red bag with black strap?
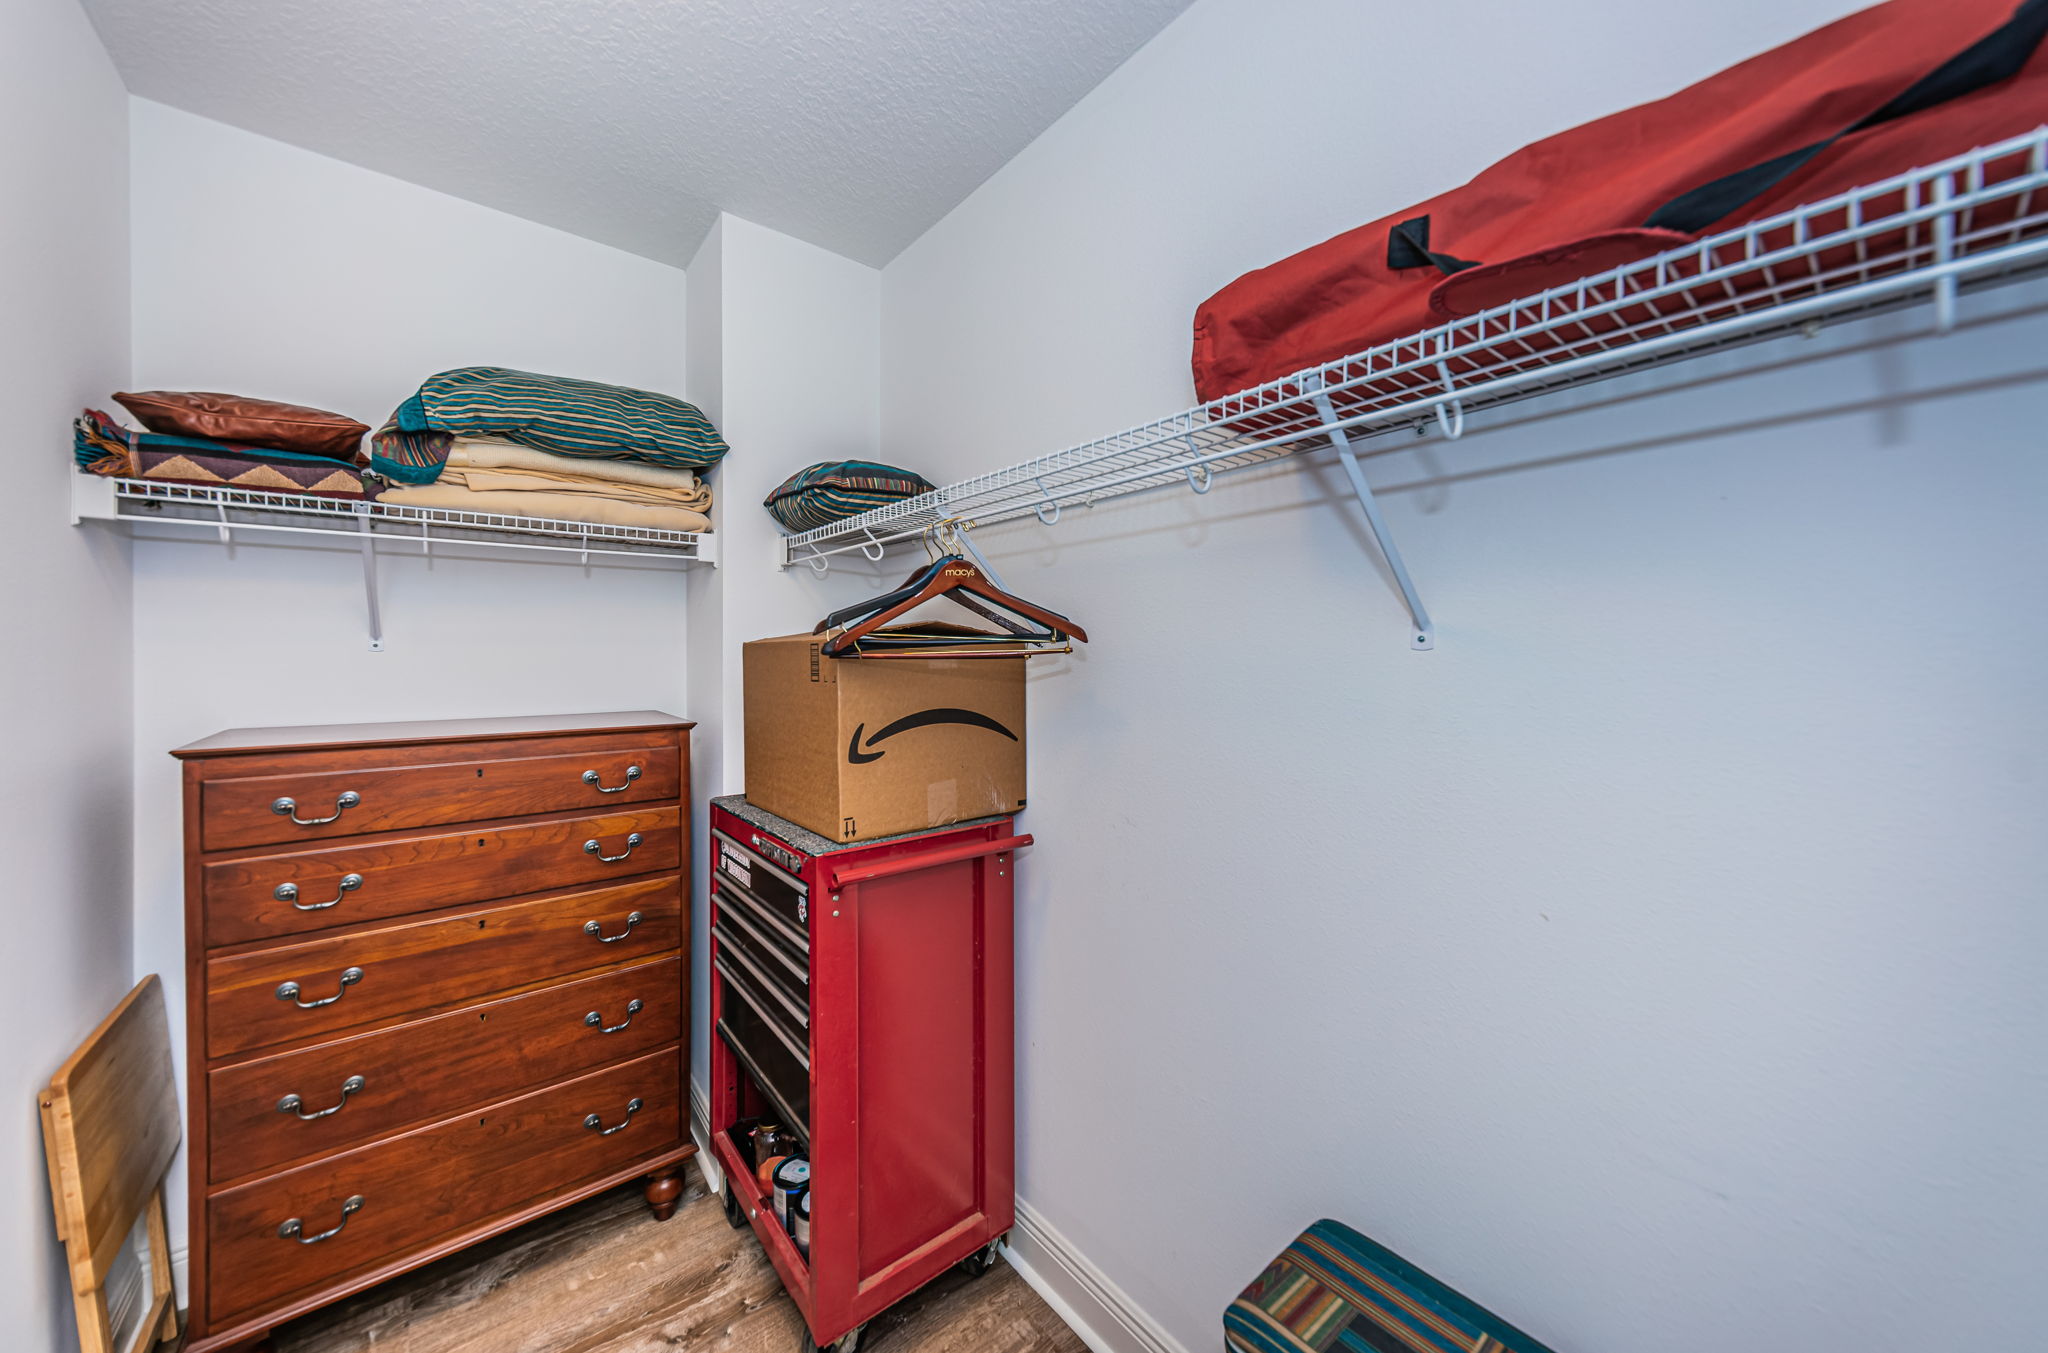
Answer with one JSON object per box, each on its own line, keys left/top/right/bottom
{"left": 1192, "top": 0, "right": 2048, "bottom": 404}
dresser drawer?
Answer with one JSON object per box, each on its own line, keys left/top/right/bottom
{"left": 201, "top": 807, "right": 682, "bottom": 946}
{"left": 205, "top": 877, "right": 682, "bottom": 1057}
{"left": 205, "top": 1048, "right": 681, "bottom": 1328}
{"left": 208, "top": 958, "right": 682, "bottom": 1183}
{"left": 199, "top": 744, "right": 680, "bottom": 851}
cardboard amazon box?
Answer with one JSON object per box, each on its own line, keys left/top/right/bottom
{"left": 743, "top": 630, "right": 1026, "bottom": 843}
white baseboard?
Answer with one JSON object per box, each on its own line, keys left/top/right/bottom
{"left": 689, "top": 1077, "right": 721, "bottom": 1191}
{"left": 1003, "top": 1198, "right": 1190, "bottom": 1353}
{"left": 686, "top": 1062, "right": 1177, "bottom": 1353}
{"left": 171, "top": 1245, "right": 188, "bottom": 1317}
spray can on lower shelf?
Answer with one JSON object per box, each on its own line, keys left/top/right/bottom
{"left": 795, "top": 1190, "right": 811, "bottom": 1258}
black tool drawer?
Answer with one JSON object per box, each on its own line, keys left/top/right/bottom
{"left": 712, "top": 830, "right": 808, "bottom": 940}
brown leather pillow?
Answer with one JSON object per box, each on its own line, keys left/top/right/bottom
{"left": 113, "top": 390, "right": 369, "bottom": 461}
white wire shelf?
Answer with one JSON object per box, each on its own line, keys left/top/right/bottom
{"left": 73, "top": 473, "right": 715, "bottom": 652}
{"left": 74, "top": 474, "right": 717, "bottom": 564}
{"left": 779, "top": 127, "right": 2048, "bottom": 645}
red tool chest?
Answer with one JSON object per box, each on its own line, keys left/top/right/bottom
{"left": 707, "top": 796, "right": 1027, "bottom": 1352}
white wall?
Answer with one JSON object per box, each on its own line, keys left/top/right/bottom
{"left": 881, "top": 2, "right": 2048, "bottom": 1351}
{"left": 0, "top": 2, "right": 134, "bottom": 1349}
{"left": 126, "top": 100, "right": 695, "bottom": 1261}
{"left": 0, "top": 2, "right": 134, "bottom": 1342}
{"left": 682, "top": 214, "right": 881, "bottom": 1117}
{"left": 708, "top": 211, "right": 884, "bottom": 795}
{"left": 684, "top": 218, "right": 730, "bottom": 1123}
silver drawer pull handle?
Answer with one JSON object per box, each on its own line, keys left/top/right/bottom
{"left": 271, "top": 790, "right": 361, "bottom": 826}
{"left": 277, "top": 1075, "right": 367, "bottom": 1120}
{"left": 582, "top": 765, "right": 642, "bottom": 793}
{"left": 585, "top": 999, "right": 644, "bottom": 1034}
{"left": 584, "top": 911, "right": 643, "bottom": 943}
{"left": 275, "top": 873, "right": 364, "bottom": 911}
{"left": 584, "top": 1097, "right": 644, "bottom": 1136}
{"left": 276, "top": 966, "right": 364, "bottom": 1008}
{"left": 584, "top": 832, "right": 644, "bottom": 864}
{"left": 279, "top": 1194, "right": 364, "bottom": 1244}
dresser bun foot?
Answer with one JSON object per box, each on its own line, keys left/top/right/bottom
{"left": 644, "top": 1168, "right": 684, "bottom": 1221}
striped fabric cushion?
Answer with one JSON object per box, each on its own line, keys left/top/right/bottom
{"left": 1225, "top": 1221, "right": 1558, "bottom": 1353}
{"left": 762, "top": 459, "right": 935, "bottom": 533}
{"left": 369, "top": 367, "right": 728, "bottom": 483}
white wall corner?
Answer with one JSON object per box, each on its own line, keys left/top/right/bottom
{"left": 1004, "top": 1199, "right": 1191, "bottom": 1353}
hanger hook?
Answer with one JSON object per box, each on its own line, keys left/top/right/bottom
{"left": 860, "top": 528, "right": 885, "bottom": 562}
{"left": 805, "top": 545, "right": 830, "bottom": 576}
{"left": 1033, "top": 478, "right": 1062, "bottom": 526}
{"left": 1433, "top": 360, "right": 1466, "bottom": 440}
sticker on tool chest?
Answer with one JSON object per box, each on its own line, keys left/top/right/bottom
{"left": 719, "top": 848, "right": 753, "bottom": 887}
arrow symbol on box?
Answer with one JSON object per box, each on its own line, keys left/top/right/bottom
{"left": 846, "top": 708, "right": 1020, "bottom": 765}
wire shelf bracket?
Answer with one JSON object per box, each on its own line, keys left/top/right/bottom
{"left": 356, "top": 506, "right": 385, "bottom": 652}
{"left": 1310, "top": 377, "right": 1433, "bottom": 650}
{"left": 73, "top": 474, "right": 716, "bottom": 651}
{"left": 775, "top": 127, "right": 2048, "bottom": 650}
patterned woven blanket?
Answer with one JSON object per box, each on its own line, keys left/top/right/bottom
{"left": 74, "top": 410, "right": 378, "bottom": 499}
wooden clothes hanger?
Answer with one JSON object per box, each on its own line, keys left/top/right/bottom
{"left": 815, "top": 555, "right": 1088, "bottom": 658}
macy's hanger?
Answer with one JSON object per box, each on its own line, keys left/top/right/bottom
{"left": 814, "top": 554, "right": 1089, "bottom": 659}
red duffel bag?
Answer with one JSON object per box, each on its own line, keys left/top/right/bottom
{"left": 1192, "top": 0, "right": 2048, "bottom": 404}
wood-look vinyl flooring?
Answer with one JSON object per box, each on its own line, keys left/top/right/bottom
{"left": 272, "top": 1161, "right": 1087, "bottom": 1353}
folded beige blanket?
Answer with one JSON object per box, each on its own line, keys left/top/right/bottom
{"left": 381, "top": 483, "right": 711, "bottom": 534}
{"left": 448, "top": 436, "right": 709, "bottom": 498}
{"left": 435, "top": 465, "right": 710, "bottom": 510}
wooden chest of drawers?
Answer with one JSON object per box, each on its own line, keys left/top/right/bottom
{"left": 173, "top": 713, "right": 695, "bottom": 1353}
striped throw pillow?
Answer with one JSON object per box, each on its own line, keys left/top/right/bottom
{"left": 1225, "top": 1220, "right": 1559, "bottom": 1353}
{"left": 369, "top": 367, "right": 728, "bottom": 484}
{"left": 763, "top": 460, "right": 935, "bottom": 533}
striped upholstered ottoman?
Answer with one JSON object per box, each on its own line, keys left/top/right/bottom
{"left": 1224, "top": 1220, "right": 1559, "bottom": 1353}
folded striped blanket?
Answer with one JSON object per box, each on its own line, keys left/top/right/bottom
{"left": 369, "top": 367, "right": 729, "bottom": 484}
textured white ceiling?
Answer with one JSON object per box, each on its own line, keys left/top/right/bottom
{"left": 81, "top": 0, "right": 1195, "bottom": 267}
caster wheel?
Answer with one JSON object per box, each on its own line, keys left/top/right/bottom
{"left": 721, "top": 1183, "right": 748, "bottom": 1230}
{"left": 798, "top": 1322, "right": 865, "bottom": 1352}
{"left": 957, "top": 1239, "right": 1003, "bottom": 1277}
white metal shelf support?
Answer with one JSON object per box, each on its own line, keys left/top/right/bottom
{"left": 356, "top": 507, "right": 385, "bottom": 652}
{"left": 1309, "top": 375, "right": 1434, "bottom": 650}
{"left": 773, "top": 128, "right": 2048, "bottom": 650}
{"left": 72, "top": 474, "right": 714, "bottom": 651}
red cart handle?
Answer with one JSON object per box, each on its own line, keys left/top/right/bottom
{"left": 829, "top": 834, "right": 1033, "bottom": 890}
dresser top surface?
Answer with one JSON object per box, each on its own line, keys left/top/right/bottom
{"left": 173, "top": 710, "right": 692, "bottom": 759}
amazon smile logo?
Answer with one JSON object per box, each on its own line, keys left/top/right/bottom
{"left": 847, "top": 708, "right": 1019, "bottom": 764}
